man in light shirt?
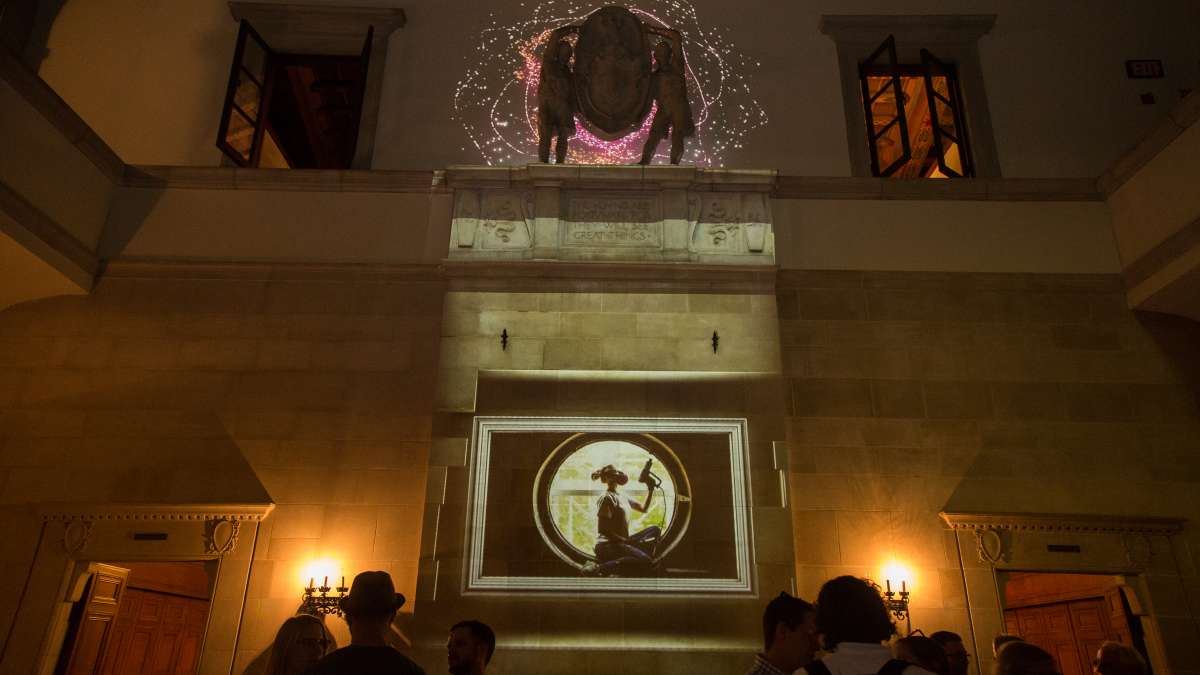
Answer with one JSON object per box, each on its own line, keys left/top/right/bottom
{"left": 744, "top": 592, "right": 819, "bottom": 675}
{"left": 800, "top": 576, "right": 934, "bottom": 675}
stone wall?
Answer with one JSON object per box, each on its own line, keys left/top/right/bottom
{"left": 0, "top": 266, "right": 444, "bottom": 674}
{"left": 778, "top": 270, "right": 1200, "bottom": 675}
{"left": 1, "top": 267, "right": 1199, "bottom": 674}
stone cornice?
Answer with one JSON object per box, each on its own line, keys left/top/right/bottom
{"left": 41, "top": 503, "right": 275, "bottom": 522}
{"left": 1099, "top": 89, "right": 1200, "bottom": 196}
{"left": 774, "top": 176, "right": 1101, "bottom": 201}
{"left": 123, "top": 166, "right": 441, "bottom": 193}
{"left": 120, "top": 166, "right": 1100, "bottom": 201}
{"left": 0, "top": 47, "right": 125, "bottom": 184}
{"left": 819, "top": 14, "right": 996, "bottom": 45}
{"left": 940, "top": 511, "right": 1185, "bottom": 536}
{"left": 228, "top": 2, "right": 406, "bottom": 54}
{"left": 443, "top": 260, "right": 778, "bottom": 294}
{"left": 445, "top": 164, "right": 777, "bottom": 192}
{"left": 102, "top": 258, "right": 443, "bottom": 282}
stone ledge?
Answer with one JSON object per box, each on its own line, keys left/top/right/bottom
{"left": 0, "top": 178, "right": 99, "bottom": 289}
{"left": 102, "top": 257, "right": 443, "bottom": 282}
{"left": 774, "top": 176, "right": 1101, "bottom": 201}
{"left": 446, "top": 164, "right": 777, "bottom": 192}
{"left": 443, "top": 260, "right": 778, "bottom": 294}
{"left": 940, "top": 511, "right": 1185, "bottom": 535}
{"left": 123, "top": 166, "right": 441, "bottom": 193}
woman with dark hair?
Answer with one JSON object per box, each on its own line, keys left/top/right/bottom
{"left": 262, "top": 614, "right": 334, "bottom": 675}
{"left": 583, "top": 463, "right": 661, "bottom": 576}
{"left": 1092, "top": 642, "right": 1148, "bottom": 675}
{"left": 895, "top": 636, "right": 950, "bottom": 675}
{"left": 802, "top": 576, "right": 933, "bottom": 675}
{"left": 995, "top": 641, "right": 1059, "bottom": 675}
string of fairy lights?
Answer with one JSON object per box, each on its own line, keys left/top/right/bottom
{"left": 452, "top": 0, "right": 768, "bottom": 166}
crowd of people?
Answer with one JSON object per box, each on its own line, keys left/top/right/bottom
{"left": 748, "top": 576, "right": 1150, "bottom": 675}
{"left": 257, "top": 571, "right": 1151, "bottom": 675}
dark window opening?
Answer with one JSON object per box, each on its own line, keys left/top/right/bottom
{"left": 217, "top": 20, "right": 372, "bottom": 169}
{"left": 859, "top": 35, "right": 974, "bottom": 178}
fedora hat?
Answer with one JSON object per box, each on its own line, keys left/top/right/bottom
{"left": 339, "top": 571, "right": 406, "bottom": 617}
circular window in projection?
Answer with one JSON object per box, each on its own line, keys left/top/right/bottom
{"left": 533, "top": 433, "right": 692, "bottom": 569}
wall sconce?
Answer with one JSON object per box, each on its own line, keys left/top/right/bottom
{"left": 883, "top": 578, "right": 911, "bottom": 633}
{"left": 300, "top": 575, "right": 348, "bottom": 617}
{"left": 881, "top": 561, "right": 912, "bottom": 634}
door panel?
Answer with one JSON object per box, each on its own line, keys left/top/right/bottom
{"left": 59, "top": 563, "right": 130, "bottom": 675}
{"left": 100, "top": 589, "right": 209, "bottom": 675}
{"left": 1005, "top": 597, "right": 1124, "bottom": 675}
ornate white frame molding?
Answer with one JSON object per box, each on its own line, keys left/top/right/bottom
{"left": 40, "top": 503, "right": 274, "bottom": 523}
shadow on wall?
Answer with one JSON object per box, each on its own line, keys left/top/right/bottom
{"left": 98, "top": 168, "right": 169, "bottom": 260}
{"left": 0, "top": 0, "right": 66, "bottom": 70}
{"left": 940, "top": 311, "right": 1200, "bottom": 518}
{"left": 0, "top": 294, "right": 272, "bottom": 505}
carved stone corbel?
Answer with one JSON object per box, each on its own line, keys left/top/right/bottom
{"left": 204, "top": 518, "right": 241, "bottom": 557}
{"left": 453, "top": 190, "right": 481, "bottom": 248}
{"left": 974, "top": 527, "right": 1006, "bottom": 565}
{"left": 742, "top": 193, "right": 769, "bottom": 252}
{"left": 63, "top": 518, "right": 93, "bottom": 556}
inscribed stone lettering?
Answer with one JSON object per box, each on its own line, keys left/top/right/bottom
{"left": 564, "top": 196, "right": 661, "bottom": 248}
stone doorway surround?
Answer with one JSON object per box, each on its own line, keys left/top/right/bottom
{"left": 940, "top": 511, "right": 1190, "bottom": 675}
{"left": 1, "top": 502, "right": 272, "bottom": 675}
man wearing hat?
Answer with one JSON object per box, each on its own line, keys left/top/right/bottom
{"left": 306, "top": 571, "right": 425, "bottom": 675}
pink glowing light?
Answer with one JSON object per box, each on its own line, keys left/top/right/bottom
{"left": 454, "top": 0, "right": 767, "bottom": 166}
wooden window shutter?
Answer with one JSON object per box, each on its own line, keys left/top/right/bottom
{"left": 216, "top": 20, "right": 276, "bottom": 166}
{"left": 859, "top": 34, "right": 911, "bottom": 177}
{"left": 920, "top": 48, "right": 974, "bottom": 177}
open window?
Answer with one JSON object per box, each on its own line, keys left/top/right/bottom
{"left": 217, "top": 19, "right": 373, "bottom": 169}
{"left": 858, "top": 34, "right": 973, "bottom": 178}
{"left": 822, "top": 15, "right": 998, "bottom": 177}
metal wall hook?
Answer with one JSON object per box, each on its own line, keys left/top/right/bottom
{"left": 501, "top": 329, "right": 509, "bottom": 351}
{"left": 712, "top": 331, "right": 719, "bottom": 354}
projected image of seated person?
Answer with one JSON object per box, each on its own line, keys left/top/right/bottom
{"left": 583, "top": 461, "right": 664, "bottom": 576}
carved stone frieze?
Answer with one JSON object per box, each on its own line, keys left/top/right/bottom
{"left": 446, "top": 164, "right": 775, "bottom": 264}
{"left": 973, "top": 527, "right": 1006, "bottom": 566}
{"left": 1121, "top": 532, "right": 1154, "bottom": 570}
{"left": 204, "top": 518, "right": 242, "bottom": 557}
{"left": 63, "top": 518, "right": 93, "bottom": 556}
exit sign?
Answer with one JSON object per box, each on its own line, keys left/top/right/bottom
{"left": 1126, "top": 60, "right": 1164, "bottom": 79}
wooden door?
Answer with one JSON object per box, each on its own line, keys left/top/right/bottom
{"left": 99, "top": 589, "right": 209, "bottom": 675}
{"left": 1006, "top": 598, "right": 1122, "bottom": 675}
{"left": 1070, "top": 599, "right": 1117, "bottom": 671}
{"left": 57, "top": 563, "right": 130, "bottom": 675}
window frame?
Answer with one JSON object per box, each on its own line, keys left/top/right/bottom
{"left": 821, "top": 14, "right": 1000, "bottom": 178}
{"left": 858, "top": 53, "right": 976, "bottom": 178}
{"left": 224, "top": 2, "right": 404, "bottom": 169}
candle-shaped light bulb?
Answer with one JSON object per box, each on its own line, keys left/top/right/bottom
{"left": 323, "top": 576, "right": 328, "bottom": 588}
{"left": 902, "top": 580, "right": 907, "bottom": 593}
{"left": 886, "top": 579, "right": 891, "bottom": 593}
{"left": 341, "top": 576, "right": 345, "bottom": 589}
{"left": 309, "top": 577, "right": 314, "bottom": 589}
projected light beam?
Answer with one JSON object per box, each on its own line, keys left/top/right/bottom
{"left": 453, "top": 0, "right": 768, "bottom": 166}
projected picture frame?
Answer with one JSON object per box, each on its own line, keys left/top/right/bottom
{"left": 464, "top": 416, "right": 755, "bottom": 595}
